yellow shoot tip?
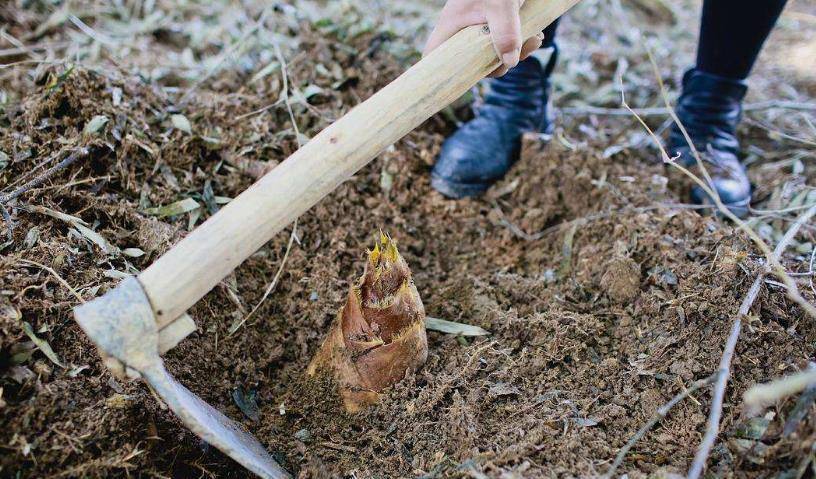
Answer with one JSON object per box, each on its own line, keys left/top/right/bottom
{"left": 369, "top": 243, "right": 381, "bottom": 265}
{"left": 383, "top": 238, "right": 399, "bottom": 263}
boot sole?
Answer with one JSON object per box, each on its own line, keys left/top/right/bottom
{"left": 430, "top": 175, "right": 490, "bottom": 199}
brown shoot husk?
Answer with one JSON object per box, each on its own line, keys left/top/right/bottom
{"left": 307, "top": 233, "right": 428, "bottom": 412}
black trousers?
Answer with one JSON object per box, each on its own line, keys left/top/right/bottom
{"left": 542, "top": 0, "right": 788, "bottom": 79}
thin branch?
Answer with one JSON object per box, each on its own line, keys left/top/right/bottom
{"left": 687, "top": 201, "right": 816, "bottom": 479}
{"left": 620, "top": 45, "right": 816, "bottom": 479}
{"left": 0, "top": 148, "right": 90, "bottom": 205}
{"left": 744, "top": 118, "right": 816, "bottom": 148}
{"left": 782, "top": 363, "right": 816, "bottom": 437}
{"left": 638, "top": 51, "right": 816, "bottom": 321}
{"left": 744, "top": 369, "right": 816, "bottom": 410}
{"left": 688, "top": 317, "right": 742, "bottom": 479}
{"left": 1, "top": 204, "right": 13, "bottom": 241}
{"left": 18, "top": 259, "right": 85, "bottom": 304}
{"left": 1, "top": 148, "right": 66, "bottom": 193}
{"left": 558, "top": 100, "right": 816, "bottom": 117}
{"left": 228, "top": 41, "right": 302, "bottom": 336}
{"left": 234, "top": 98, "right": 284, "bottom": 121}
{"left": 228, "top": 222, "right": 298, "bottom": 335}
{"left": 179, "top": 9, "right": 270, "bottom": 104}
{"left": 605, "top": 373, "right": 718, "bottom": 478}
{"left": 809, "top": 245, "right": 816, "bottom": 296}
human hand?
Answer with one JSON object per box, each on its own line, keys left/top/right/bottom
{"left": 423, "top": 0, "right": 544, "bottom": 77}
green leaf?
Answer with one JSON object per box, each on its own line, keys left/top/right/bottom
{"left": 0, "top": 151, "right": 9, "bottom": 171}
{"left": 83, "top": 115, "right": 109, "bottom": 136}
{"left": 425, "top": 317, "right": 490, "bottom": 336}
{"left": 171, "top": 114, "right": 192, "bottom": 134}
{"left": 21, "top": 321, "right": 64, "bottom": 368}
{"left": 143, "top": 197, "right": 200, "bottom": 218}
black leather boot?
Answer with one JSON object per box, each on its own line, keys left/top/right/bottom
{"left": 669, "top": 68, "right": 751, "bottom": 217}
{"left": 431, "top": 49, "right": 557, "bottom": 198}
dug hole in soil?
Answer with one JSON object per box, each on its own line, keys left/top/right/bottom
{"left": 1, "top": 23, "right": 814, "bottom": 479}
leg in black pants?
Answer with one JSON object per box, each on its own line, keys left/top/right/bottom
{"left": 432, "top": 0, "right": 788, "bottom": 211}
{"left": 670, "top": 0, "right": 788, "bottom": 216}
{"left": 697, "top": 0, "right": 788, "bottom": 79}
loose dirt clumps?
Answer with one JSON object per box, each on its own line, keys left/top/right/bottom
{"left": 601, "top": 255, "right": 642, "bottom": 303}
{"left": 1, "top": 3, "right": 815, "bottom": 478}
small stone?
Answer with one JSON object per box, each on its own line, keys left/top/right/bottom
{"left": 294, "top": 428, "right": 312, "bottom": 443}
{"left": 105, "top": 393, "right": 131, "bottom": 409}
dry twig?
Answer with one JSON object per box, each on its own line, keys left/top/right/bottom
{"left": 0, "top": 148, "right": 90, "bottom": 205}
{"left": 630, "top": 50, "right": 816, "bottom": 321}
{"left": 228, "top": 42, "right": 301, "bottom": 335}
{"left": 744, "top": 368, "right": 816, "bottom": 411}
{"left": 179, "top": 9, "right": 270, "bottom": 104}
{"left": 605, "top": 373, "right": 718, "bottom": 478}
{"left": 558, "top": 100, "right": 816, "bottom": 117}
{"left": 18, "top": 258, "right": 85, "bottom": 304}
{"left": 686, "top": 159, "right": 816, "bottom": 479}
{"left": 621, "top": 47, "right": 816, "bottom": 479}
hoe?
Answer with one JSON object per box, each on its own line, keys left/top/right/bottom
{"left": 73, "top": 0, "right": 580, "bottom": 476}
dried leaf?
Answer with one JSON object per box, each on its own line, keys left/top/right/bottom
{"left": 380, "top": 168, "right": 394, "bottom": 192}
{"left": 301, "top": 84, "right": 323, "bottom": 99}
{"left": 25, "top": 205, "right": 119, "bottom": 255}
{"left": 488, "top": 382, "right": 520, "bottom": 397}
{"left": 0, "top": 151, "right": 9, "bottom": 171}
{"left": 25, "top": 205, "right": 86, "bottom": 226}
{"left": 734, "top": 415, "right": 771, "bottom": 440}
{"left": 559, "top": 221, "right": 579, "bottom": 277}
{"left": 111, "top": 87, "right": 122, "bottom": 106}
{"left": 103, "top": 269, "right": 130, "bottom": 279}
{"left": 21, "top": 322, "right": 64, "bottom": 368}
{"left": 83, "top": 115, "right": 109, "bottom": 136}
{"left": 68, "top": 365, "right": 90, "bottom": 377}
{"left": 250, "top": 61, "right": 280, "bottom": 84}
{"left": 122, "top": 248, "right": 145, "bottom": 258}
{"left": 24, "top": 227, "right": 40, "bottom": 249}
{"left": 171, "top": 114, "right": 192, "bottom": 134}
{"left": 202, "top": 180, "right": 219, "bottom": 214}
{"left": 573, "top": 417, "right": 599, "bottom": 427}
{"left": 425, "top": 317, "right": 490, "bottom": 336}
{"left": 232, "top": 387, "right": 260, "bottom": 422}
{"left": 0, "top": 298, "right": 21, "bottom": 322}
{"left": 143, "top": 198, "right": 200, "bottom": 218}
{"left": 73, "top": 223, "right": 119, "bottom": 255}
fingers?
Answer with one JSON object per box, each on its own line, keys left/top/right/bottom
{"left": 484, "top": 0, "right": 523, "bottom": 70}
{"left": 489, "top": 32, "right": 541, "bottom": 77}
{"left": 423, "top": 1, "right": 484, "bottom": 55}
{"left": 520, "top": 32, "right": 544, "bottom": 61}
{"left": 487, "top": 64, "right": 509, "bottom": 78}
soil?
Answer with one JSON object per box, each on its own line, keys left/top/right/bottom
{"left": 1, "top": 2, "right": 815, "bottom": 478}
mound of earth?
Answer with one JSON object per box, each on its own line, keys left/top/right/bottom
{"left": 1, "top": 9, "right": 814, "bottom": 479}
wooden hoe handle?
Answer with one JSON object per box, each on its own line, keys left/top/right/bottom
{"left": 139, "top": 0, "right": 580, "bottom": 330}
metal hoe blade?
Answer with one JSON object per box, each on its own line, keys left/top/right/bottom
{"left": 74, "top": 276, "right": 290, "bottom": 479}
